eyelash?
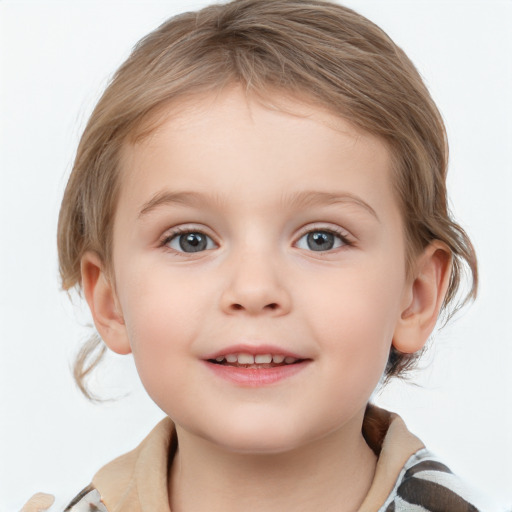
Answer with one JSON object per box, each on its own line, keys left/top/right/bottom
{"left": 159, "top": 224, "right": 354, "bottom": 255}
{"left": 159, "top": 226, "right": 218, "bottom": 255}
{"left": 294, "top": 225, "right": 354, "bottom": 252}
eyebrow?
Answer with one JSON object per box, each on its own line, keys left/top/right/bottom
{"left": 138, "top": 189, "right": 379, "bottom": 221}
{"left": 282, "top": 190, "right": 379, "bottom": 221}
{"left": 138, "top": 191, "right": 214, "bottom": 218}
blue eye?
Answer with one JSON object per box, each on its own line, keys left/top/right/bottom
{"left": 166, "top": 231, "right": 217, "bottom": 253}
{"left": 296, "top": 230, "right": 345, "bottom": 251}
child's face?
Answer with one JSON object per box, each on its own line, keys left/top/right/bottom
{"left": 108, "top": 87, "right": 412, "bottom": 453}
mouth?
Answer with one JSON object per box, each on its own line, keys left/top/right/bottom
{"left": 207, "top": 353, "right": 305, "bottom": 369}
{"left": 204, "top": 348, "right": 310, "bottom": 386}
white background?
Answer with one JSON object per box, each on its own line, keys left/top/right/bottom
{"left": 1, "top": 1, "right": 511, "bottom": 511}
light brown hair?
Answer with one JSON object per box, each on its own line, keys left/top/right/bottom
{"left": 58, "top": 0, "right": 477, "bottom": 399}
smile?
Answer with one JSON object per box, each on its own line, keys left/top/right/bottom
{"left": 209, "top": 353, "right": 301, "bottom": 367}
{"left": 203, "top": 347, "right": 310, "bottom": 386}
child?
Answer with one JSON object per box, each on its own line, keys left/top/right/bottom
{"left": 21, "top": 0, "right": 485, "bottom": 510}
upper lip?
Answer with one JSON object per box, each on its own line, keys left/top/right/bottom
{"left": 203, "top": 343, "right": 307, "bottom": 361}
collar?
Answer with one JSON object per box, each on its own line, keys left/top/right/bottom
{"left": 92, "top": 405, "right": 424, "bottom": 512}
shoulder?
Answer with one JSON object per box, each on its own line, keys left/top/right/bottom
{"left": 21, "top": 418, "right": 174, "bottom": 512}
{"left": 382, "top": 449, "right": 482, "bottom": 512}
{"left": 63, "top": 485, "right": 109, "bottom": 512}
{"left": 20, "top": 488, "right": 108, "bottom": 512}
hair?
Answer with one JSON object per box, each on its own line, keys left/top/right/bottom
{"left": 58, "top": 0, "right": 477, "bottom": 399}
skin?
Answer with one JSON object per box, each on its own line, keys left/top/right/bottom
{"left": 82, "top": 87, "right": 451, "bottom": 511}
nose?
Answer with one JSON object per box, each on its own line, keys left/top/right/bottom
{"left": 219, "top": 251, "right": 292, "bottom": 317}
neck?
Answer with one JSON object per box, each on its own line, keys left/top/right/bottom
{"left": 168, "top": 412, "right": 377, "bottom": 512}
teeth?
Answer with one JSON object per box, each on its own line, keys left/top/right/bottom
{"left": 214, "top": 353, "right": 300, "bottom": 365}
{"left": 238, "top": 353, "right": 254, "bottom": 365}
{"left": 255, "top": 354, "right": 272, "bottom": 364}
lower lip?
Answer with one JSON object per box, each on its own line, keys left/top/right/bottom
{"left": 203, "top": 361, "right": 310, "bottom": 387}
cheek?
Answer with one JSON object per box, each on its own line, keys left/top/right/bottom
{"left": 301, "top": 263, "right": 404, "bottom": 365}
{"left": 114, "top": 270, "right": 204, "bottom": 380}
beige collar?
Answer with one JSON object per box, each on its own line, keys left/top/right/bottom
{"left": 93, "top": 418, "right": 175, "bottom": 512}
{"left": 357, "top": 406, "right": 424, "bottom": 511}
{"left": 92, "top": 406, "right": 424, "bottom": 512}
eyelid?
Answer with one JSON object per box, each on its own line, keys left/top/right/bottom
{"left": 159, "top": 225, "right": 219, "bottom": 253}
{"left": 294, "top": 223, "right": 354, "bottom": 244}
{"left": 292, "top": 224, "right": 356, "bottom": 254}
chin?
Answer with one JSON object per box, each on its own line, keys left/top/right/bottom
{"left": 196, "top": 414, "right": 321, "bottom": 456}
{"left": 216, "top": 433, "right": 305, "bottom": 455}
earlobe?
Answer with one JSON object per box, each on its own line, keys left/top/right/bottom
{"left": 393, "top": 241, "right": 452, "bottom": 354}
{"left": 81, "top": 252, "right": 132, "bottom": 355}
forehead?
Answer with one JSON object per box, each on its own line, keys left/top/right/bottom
{"left": 117, "top": 87, "right": 398, "bottom": 222}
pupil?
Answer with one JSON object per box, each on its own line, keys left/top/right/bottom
{"left": 179, "top": 233, "right": 207, "bottom": 252}
{"left": 307, "top": 231, "right": 334, "bottom": 251}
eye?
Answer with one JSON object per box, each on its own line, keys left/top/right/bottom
{"left": 295, "top": 229, "right": 347, "bottom": 252}
{"left": 165, "top": 231, "right": 217, "bottom": 253}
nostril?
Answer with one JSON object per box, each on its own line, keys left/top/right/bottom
{"left": 229, "top": 302, "right": 279, "bottom": 312}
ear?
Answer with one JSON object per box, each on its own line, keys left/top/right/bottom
{"left": 393, "top": 241, "right": 452, "bottom": 354}
{"left": 81, "top": 252, "right": 132, "bottom": 355}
